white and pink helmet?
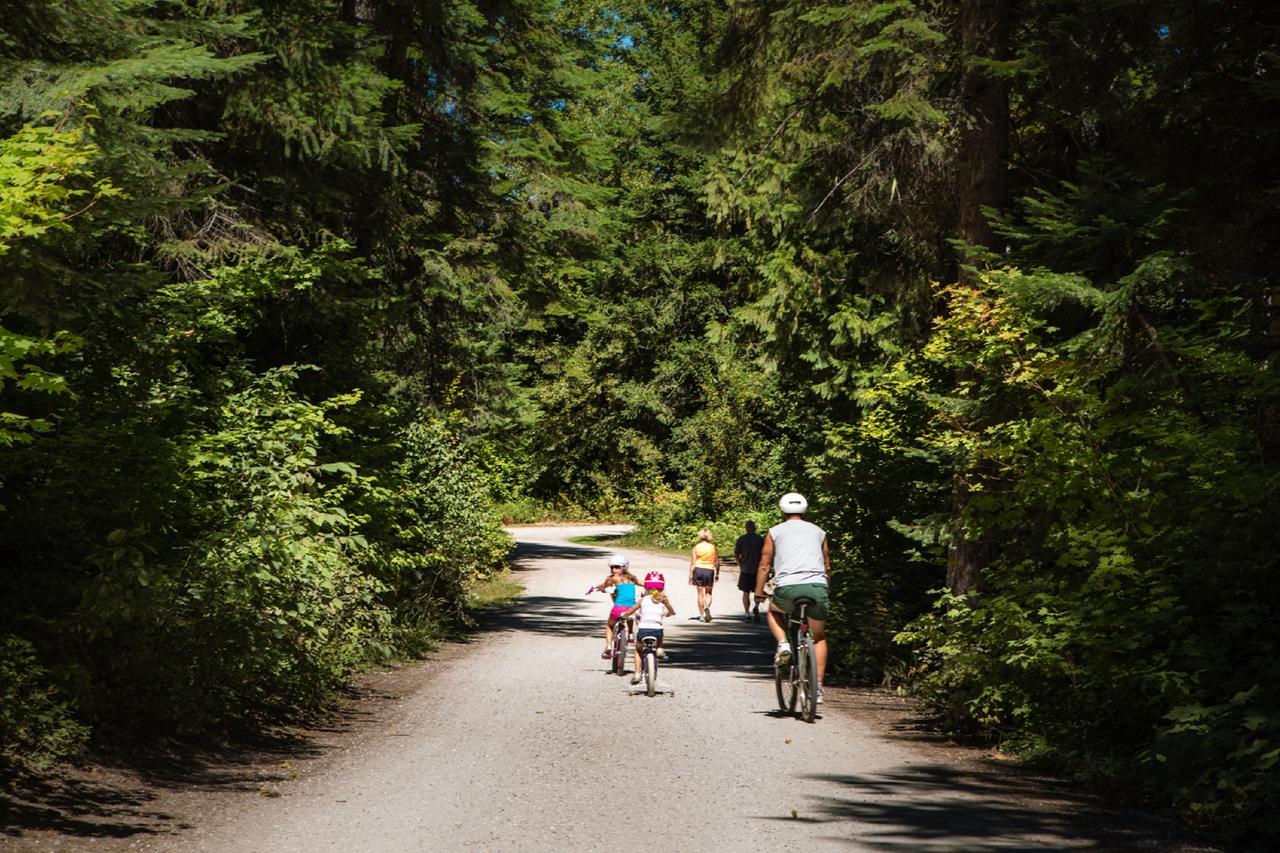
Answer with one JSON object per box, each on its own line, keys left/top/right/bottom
{"left": 643, "top": 571, "right": 665, "bottom": 590}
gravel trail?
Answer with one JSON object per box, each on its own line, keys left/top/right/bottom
{"left": 5, "top": 525, "right": 1213, "bottom": 851}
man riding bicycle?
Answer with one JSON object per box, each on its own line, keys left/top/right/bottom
{"left": 754, "top": 492, "right": 831, "bottom": 703}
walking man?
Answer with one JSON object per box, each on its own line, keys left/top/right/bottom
{"left": 754, "top": 493, "right": 830, "bottom": 702}
{"left": 734, "top": 520, "right": 765, "bottom": 621}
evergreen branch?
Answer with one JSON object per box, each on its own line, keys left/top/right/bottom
{"left": 1131, "top": 307, "right": 1211, "bottom": 429}
{"left": 808, "top": 140, "right": 887, "bottom": 219}
{"left": 742, "top": 100, "right": 814, "bottom": 181}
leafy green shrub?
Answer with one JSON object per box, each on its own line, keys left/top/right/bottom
{"left": 358, "top": 418, "right": 513, "bottom": 652}
{"left": 0, "top": 635, "right": 88, "bottom": 766}
{"left": 889, "top": 270, "right": 1280, "bottom": 840}
{"left": 623, "top": 487, "right": 764, "bottom": 552}
{"left": 76, "top": 368, "right": 391, "bottom": 731}
{"left": 491, "top": 494, "right": 620, "bottom": 525}
{"left": 1149, "top": 687, "right": 1280, "bottom": 841}
{"left": 493, "top": 496, "right": 546, "bottom": 525}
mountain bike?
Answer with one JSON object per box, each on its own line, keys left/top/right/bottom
{"left": 774, "top": 597, "right": 819, "bottom": 722}
{"left": 610, "top": 615, "right": 635, "bottom": 676}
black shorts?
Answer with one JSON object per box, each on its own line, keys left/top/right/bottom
{"left": 692, "top": 568, "right": 715, "bottom": 587}
{"left": 737, "top": 570, "right": 758, "bottom": 592}
{"left": 636, "top": 628, "right": 663, "bottom": 645}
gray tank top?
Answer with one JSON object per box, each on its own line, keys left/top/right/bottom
{"left": 769, "top": 519, "right": 827, "bottom": 587}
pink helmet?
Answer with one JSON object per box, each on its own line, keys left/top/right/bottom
{"left": 644, "top": 571, "right": 665, "bottom": 590}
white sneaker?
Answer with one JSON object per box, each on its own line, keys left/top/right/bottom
{"left": 816, "top": 686, "right": 825, "bottom": 704}
{"left": 774, "top": 641, "right": 792, "bottom": 667}
{"left": 656, "top": 648, "right": 669, "bottom": 660}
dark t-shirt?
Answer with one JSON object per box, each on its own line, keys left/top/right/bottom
{"left": 734, "top": 532, "right": 765, "bottom": 574}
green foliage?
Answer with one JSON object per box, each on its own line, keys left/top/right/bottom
{"left": 0, "top": 0, "right": 541, "bottom": 758}
{"left": 889, "top": 268, "right": 1278, "bottom": 840}
{"left": 359, "top": 418, "right": 513, "bottom": 653}
{"left": 75, "top": 370, "right": 392, "bottom": 730}
{"left": 694, "top": 1, "right": 1280, "bottom": 841}
{"left": 0, "top": 116, "right": 111, "bottom": 448}
{"left": 627, "top": 487, "right": 777, "bottom": 554}
{"left": 0, "top": 635, "right": 88, "bottom": 767}
{"left": 1, "top": 0, "right": 1277, "bottom": 844}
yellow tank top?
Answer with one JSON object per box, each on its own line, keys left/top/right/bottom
{"left": 693, "top": 541, "right": 717, "bottom": 568}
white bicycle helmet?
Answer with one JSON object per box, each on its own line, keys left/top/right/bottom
{"left": 607, "top": 553, "right": 630, "bottom": 569}
{"left": 778, "top": 492, "right": 809, "bottom": 514}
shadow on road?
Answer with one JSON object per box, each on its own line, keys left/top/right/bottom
{"left": 0, "top": 693, "right": 373, "bottom": 843}
{"left": 0, "top": 763, "right": 169, "bottom": 841}
{"left": 473, "top": 606, "right": 780, "bottom": 688}
{"left": 507, "top": 539, "right": 605, "bottom": 569}
{"left": 752, "top": 765, "right": 1209, "bottom": 851}
{"left": 666, "top": 615, "right": 774, "bottom": 682}
{"left": 473, "top": 594, "right": 603, "bottom": 639}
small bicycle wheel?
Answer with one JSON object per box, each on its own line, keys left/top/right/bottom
{"left": 645, "top": 651, "right": 657, "bottom": 697}
{"left": 799, "top": 635, "right": 818, "bottom": 723}
{"left": 612, "top": 626, "right": 628, "bottom": 676}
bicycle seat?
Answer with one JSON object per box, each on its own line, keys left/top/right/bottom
{"left": 640, "top": 637, "right": 658, "bottom": 647}
{"left": 792, "top": 597, "right": 817, "bottom": 606}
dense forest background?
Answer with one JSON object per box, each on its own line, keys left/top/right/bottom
{"left": 2, "top": 0, "right": 1277, "bottom": 844}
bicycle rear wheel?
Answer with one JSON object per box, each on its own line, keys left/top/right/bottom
{"left": 645, "top": 651, "right": 657, "bottom": 697}
{"left": 798, "top": 635, "right": 818, "bottom": 723}
{"left": 775, "top": 661, "right": 798, "bottom": 712}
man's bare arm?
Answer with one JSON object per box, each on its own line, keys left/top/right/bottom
{"left": 754, "top": 534, "right": 775, "bottom": 599}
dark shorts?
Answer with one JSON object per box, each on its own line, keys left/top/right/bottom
{"left": 692, "top": 568, "right": 715, "bottom": 587}
{"left": 636, "top": 628, "right": 663, "bottom": 645}
{"left": 736, "top": 570, "right": 758, "bottom": 592}
{"left": 771, "top": 583, "right": 829, "bottom": 621}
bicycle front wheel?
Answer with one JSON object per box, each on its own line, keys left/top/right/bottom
{"left": 613, "top": 625, "right": 628, "bottom": 676}
{"left": 645, "top": 652, "right": 657, "bottom": 697}
{"left": 799, "top": 636, "right": 818, "bottom": 723}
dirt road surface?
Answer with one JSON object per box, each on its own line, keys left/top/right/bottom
{"left": 3, "top": 525, "right": 1213, "bottom": 851}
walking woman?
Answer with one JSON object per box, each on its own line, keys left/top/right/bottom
{"left": 688, "top": 528, "right": 719, "bottom": 622}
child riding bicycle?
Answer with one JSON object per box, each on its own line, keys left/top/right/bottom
{"left": 616, "top": 572, "right": 674, "bottom": 685}
{"left": 591, "top": 554, "right": 640, "bottom": 660}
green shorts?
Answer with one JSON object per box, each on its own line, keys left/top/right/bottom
{"left": 771, "top": 583, "right": 829, "bottom": 621}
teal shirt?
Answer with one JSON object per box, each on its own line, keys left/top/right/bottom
{"left": 613, "top": 582, "right": 638, "bottom": 607}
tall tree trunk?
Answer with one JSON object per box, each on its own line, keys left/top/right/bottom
{"left": 955, "top": 0, "right": 1010, "bottom": 275}
{"left": 947, "top": 0, "right": 1011, "bottom": 595}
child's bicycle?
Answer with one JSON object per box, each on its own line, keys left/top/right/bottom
{"left": 638, "top": 636, "right": 661, "bottom": 697}
{"left": 610, "top": 614, "right": 635, "bottom": 676}
{"left": 587, "top": 585, "right": 633, "bottom": 676}
{"left": 775, "top": 597, "right": 819, "bottom": 722}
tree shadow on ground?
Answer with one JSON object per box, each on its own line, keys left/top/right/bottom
{"left": 0, "top": 763, "right": 169, "bottom": 841}
{"left": 471, "top": 594, "right": 603, "bottom": 639}
{"left": 471, "top": 583, "right": 780, "bottom": 667}
{"left": 0, "top": 688, "right": 382, "bottom": 843}
{"left": 665, "top": 613, "right": 774, "bottom": 681}
{"left": 752, "top": 765, "right": 1214, "bottom": 852}
{"left": 506, "top": 539, "right": 606, "bottom": 569}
